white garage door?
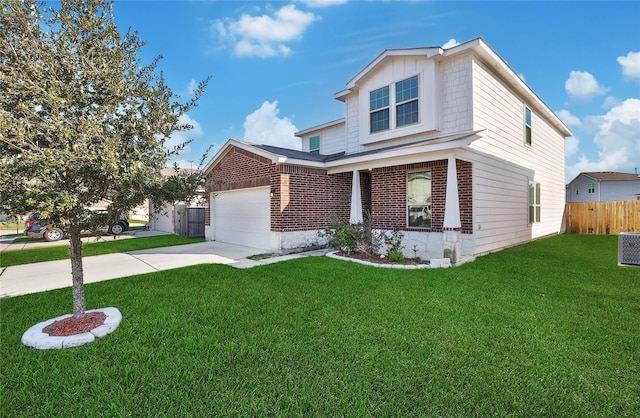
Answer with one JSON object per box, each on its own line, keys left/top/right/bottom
{"left": 213, "top": 187, "right": 271, "bottom": 250}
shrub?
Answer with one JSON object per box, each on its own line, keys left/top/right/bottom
{"left": 318, "top": 217, "right": 355, "bottom": 254}
{"left": 319, "top": 212, "right": 383, "bottom": 256}
{"left": 388, "top": 249, "right": 405, "bottom": 263}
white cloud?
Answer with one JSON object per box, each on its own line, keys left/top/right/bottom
{"left": 442, "top": 39, "right": 459, "bottom": 49}
{"left": 617, "top": 51, "right": 640, "bottom": 81}
{"left": 556, "top": 109, "right": 581, "bottom": 127}
{"left": 165, "top": 114, "right": 203, "bottom": 153}
{"left": 565, "top": 136, "right": 580, "bottom": 158}
{"left": 299, "top": 0, "right": 348, "bottom": 8}
{"left": 602, "top": 96, "right": 623, "bottom": 109}
{"left": 566, "top": 98, "right": 640, "bottom": 180}
{"left": 243, "top": 100, "right": 301, "bottom": 150}
{"left": 213, "top": 5, "right": 318, "bottom": 58}
{"left": 565, "top": 71, "right": 606, "bottom": 102}
{"left": 186, "top": 79, "right": 198, "bottom": 96}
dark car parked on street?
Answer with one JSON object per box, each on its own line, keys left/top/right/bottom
{"left": 24, "top": 212, "right": 129, "bottom": 242}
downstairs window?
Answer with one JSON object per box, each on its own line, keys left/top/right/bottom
{"left": 407, "top": 171, "right": 432, "bottom": 228}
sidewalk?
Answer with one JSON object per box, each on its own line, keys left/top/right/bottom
{"left": 0, "top": 229, "right": 163, "bottom": 252}
{"left": 0, "top": 238, "right": 332, "bottom": 298}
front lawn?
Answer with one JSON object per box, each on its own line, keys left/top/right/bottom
{"left": 1, "top": 234, "right": 638, "bottom": 416}
{"left": 0, "top": 235, "right": 204, "bottom": 267}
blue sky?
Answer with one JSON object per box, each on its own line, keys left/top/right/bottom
{"left": 111, "top": 0, "right": 640, "bottom": 182}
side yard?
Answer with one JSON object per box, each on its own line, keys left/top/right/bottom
{"left": 1, "top": 234, "right": 638, "bottom": 416}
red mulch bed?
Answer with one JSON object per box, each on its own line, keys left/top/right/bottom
{"left": 42, "top": 312, "right": 107, "bottom": 337}
{"left": 336, "top": 251, "right": 427, "bottom": 265}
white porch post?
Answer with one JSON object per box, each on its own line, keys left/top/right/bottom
{"left": 350, "top": 170, "right": 363, "bottom": 224}
{"left": 443, "top": 157, "right": 462, "bottom": 264}
{"left": 443, "top": 157, "right": 461, "bottom": 229}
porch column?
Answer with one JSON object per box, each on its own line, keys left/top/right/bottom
{"left": 350, "top": 170, "right": 363, "bottom": 224}
{"left": 443, "top": 157, "right": 461, "bottom": 229}
{"left": 443, "top": 157, "right": 462, "bottom": 264}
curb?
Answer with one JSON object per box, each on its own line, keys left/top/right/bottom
{"left": 22, "top": 307, "right": 122, "bottom": 350}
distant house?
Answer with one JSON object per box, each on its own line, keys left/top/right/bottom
{"left": 149, "top": 167, "right": 205, "bottom": 236}
{"left": 203, "top": 38, "right": 571, "bottom": 263}
{"left": 566, "top": 172, "right": 640, "bottom": 203}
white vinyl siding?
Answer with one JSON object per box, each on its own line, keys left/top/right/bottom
{"left": 302, "top": 122, "right": 346, "bottom": 155}
{"left": 470, "top": 56, "right": 566, "bottom": 247}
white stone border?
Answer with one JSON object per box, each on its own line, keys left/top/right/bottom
{"left": 22, "top": 307, "right": 122, "bottom": 350}
{"left": 326, "top": 251, "right": 443, "bottom": 269}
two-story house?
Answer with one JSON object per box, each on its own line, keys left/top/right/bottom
{"left": 566, "top": 172, "right": 640, "bottom": 203}
{"left": 203, "top": 38, "right": 572, "bottom": 263}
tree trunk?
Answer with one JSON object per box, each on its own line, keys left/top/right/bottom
{"left": 69, "top": 232, "right": 85, "bottom": 319}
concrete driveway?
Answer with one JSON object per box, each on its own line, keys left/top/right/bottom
{"left": 0, "top": 237, "right": 332, "bottom": 298}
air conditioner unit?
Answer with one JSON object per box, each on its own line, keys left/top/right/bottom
{"left": 619, "top": 233, "right": 640, "bottom": 266}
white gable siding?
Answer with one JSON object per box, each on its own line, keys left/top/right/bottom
{"left": 567, "top": 174, "right": 598, "bottom": 202}
{"left": 469, "top": 57, "right": 565, "bottom": 251}
{"left": 301, "top": 123, "right": 346, "bottom": 155}
{"left": 341, "top": 54, "right": 474, "bottom": 155}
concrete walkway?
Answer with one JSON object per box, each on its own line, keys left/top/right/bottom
{"left": 0, "top": 237, "right": 332, "bottom": 298}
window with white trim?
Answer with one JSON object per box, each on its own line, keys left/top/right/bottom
{"left": 588, "top": 182, "right": 595, "bottom": 194}
{"left": 309, "top": 135, "right": 320, "bottom": 154}
{"left": 529, "top": 180, "right": 540, "bottom": 224}
{"left": 407, "top": 171, "right": 431, "bottom": 228}
{"left": 370, "top": 86, "right": 389, "bottom": 133}
{"left": 396, "top": 75, "right": 419, "bottom": 127}
{"left": 525, "top": 106, "right": 532, "bottom": 146}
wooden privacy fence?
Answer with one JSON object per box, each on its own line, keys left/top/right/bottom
{"left": 174, "top": 205, "right": 205, "bottom": 238}
{"left": 565, "top": 200, "right": 640, "bottom": 234}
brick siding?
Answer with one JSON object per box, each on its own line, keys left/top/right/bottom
{"left": 371, "top": 159, "right": 472, "bottom": 233}
{"left": 206, "top": 146, "right": 472, "bottom": 233}
{"left": 205, "top": 146, "right": 352, "bottom": 231}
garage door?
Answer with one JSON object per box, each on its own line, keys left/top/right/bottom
{"left": 213, "top": 187, "right": 271, "bottom": 250}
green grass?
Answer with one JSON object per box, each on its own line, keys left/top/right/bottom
{"left": 1, "top": 234, "right": 639, "bottom": 416}
{"left": 0, "top": 235, "right": 204, "bottom": 267}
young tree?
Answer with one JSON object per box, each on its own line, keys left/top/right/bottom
{"left": 0, "top": 0, "right": 210, "bottom": 318}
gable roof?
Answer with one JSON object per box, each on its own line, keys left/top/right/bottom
{"left": 254, "top": 144, "right": 345, "bottom": 163}
{"left": 204, "top": 131, "right": 483, "bottom": 174}
{"left": 569, "top": 172, "right": 640, "bottom": 184}
{"left": 333, "top": 37, "right": 571, "bottom": 138}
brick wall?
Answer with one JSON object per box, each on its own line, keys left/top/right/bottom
{"left": 206, "top": 146, "right": 472, "bottom": 233}
{"left": 371, "top": 159, "right": 472, "bottom": 233}
{"left": 205, "top": 146, "right": 352, "bottom": 231}
{"left": 272, "top": 165, "right": 351, "bottom": 232}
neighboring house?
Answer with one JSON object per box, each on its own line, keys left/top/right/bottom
{"left": 203, "top": 38, "right": 572, "bottom": 263}
{"left": 566, "top": 172, "right": 640, "bottom": 203}
{"left": 149, "top": 167, "right": 205, "bottom": 236}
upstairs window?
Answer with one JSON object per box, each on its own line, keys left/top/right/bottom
{"left": 309, "top": 136, "right": 320, "bottom": 154}
{"left": 588, "top": 183, "right": 595, "bottom": 194}
{"left": 370, "top": 86, "right": 389, "bottom": 133}
{"left": 407, "top": 171, "right": 432, "bottom": 228}
{"left": 396, "top": 75, "right": 419, "bottom": 127}
{"left": 525, "top": 107, "right": 532, "bottom": 145}
{"left": 529, "top": 180, "right": 541, "bottom": 224}
{"left": 575, "top": 185, "right": 579, "bottom": 195}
